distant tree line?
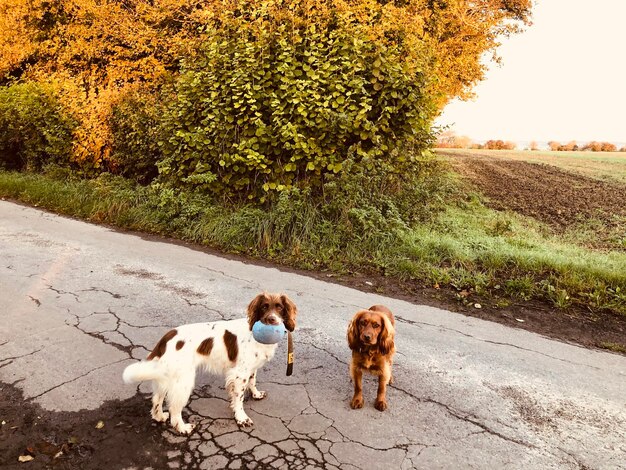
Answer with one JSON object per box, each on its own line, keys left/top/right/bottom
{"left": 547, "top": 141, "right": 624, "bottom": 152}
{"left": 436, "top": 132, "right": 518, "bottom": 150}
{"left": 436, "top": 132, "right": 625, "bottom": 152}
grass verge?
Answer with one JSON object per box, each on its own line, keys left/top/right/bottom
{"left": 1, "top": 169, "right": 625, "bottom": 317}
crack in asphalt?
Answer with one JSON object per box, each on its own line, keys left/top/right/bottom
{"left": 63, "top": 307, "right": 165, "bottom": 360}
{"left": 0, "top": 348, "right": 44, "bottom": 369}
{"left": 47, "top": 284, "right": 80, "bottom": 302}
{"left": 27, "top": 358, "right": 127, "bottom": 401}
{"left": 299, "top": 341, "right": 348, "bottom": 367}
{"left": 389, "top": 381, "right": 535, "bottom": 451}
{"left": 182, "top": 297, "right": 225, "bottom": 320}
{"left": 394, "top": 316, "right": 601, "bottom": 370}
{"left": 28, "top": 295, "right": 41, "bottom": 307}
{"left": 197, "top": 264, "right": 260, "bottom": 287}
{"left": 554, "top": 447, "right": 591, "bottom": 470}
{"left": 79, "top": 287, "right": 124, "bottom": 299}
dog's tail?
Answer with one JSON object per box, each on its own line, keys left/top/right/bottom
{"left": 122, "top": 360, "right": 165, "bottom": 384}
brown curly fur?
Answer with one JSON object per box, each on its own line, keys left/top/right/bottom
{"left": 347, "top": 305, "right": 396, "bottom": 411}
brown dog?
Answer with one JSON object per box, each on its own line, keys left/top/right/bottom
{"left": 347, "top": 305, "right": 396, "bottom": 411}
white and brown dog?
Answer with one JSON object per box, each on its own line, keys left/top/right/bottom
{"left": 123, "top": 293, "right": 297, "bottom": 434}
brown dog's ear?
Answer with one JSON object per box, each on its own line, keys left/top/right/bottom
{"left": 247, "top": 293, "right": 267, "bottom": 330}
{"left": 280, "top": 294, "right": 297, "bottom": 332}
{"left": 347, "top": 312, "right": 363, "bottom": 351}
{"left": 378, "top": 313, "right": 395, "bottom": 355}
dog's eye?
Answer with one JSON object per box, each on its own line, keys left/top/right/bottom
{"left": 261, "top": 303, "right": 269, "bottom": 311}
{"left": 359, "top": 320, "right": 367, "bottom": 326}
{"left": 372, "top": 323, "right": 380, "bottom": 328}
{"left": 275, "top": 304, "right": 283, "bottom": 311}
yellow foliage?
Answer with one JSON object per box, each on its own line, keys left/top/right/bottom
{"left": 0, "top": 0, "right": 532, "bottom": 168}
{"left": 0, "top": 1, "right": 34, "bottom": 77}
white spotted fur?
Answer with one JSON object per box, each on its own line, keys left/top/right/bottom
{"left": 123, "top": 317, "right": 280, "bottom": 434}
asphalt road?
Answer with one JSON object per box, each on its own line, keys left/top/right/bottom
{"left": 1, "top": 200, "right": 625, "bottom": 469}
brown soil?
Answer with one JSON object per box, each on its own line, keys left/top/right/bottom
{"left": 0, "top": 383, "right": 177, "bottom": 469}
{"left": 449, "top": 156, "right": 626, "bottom": 230}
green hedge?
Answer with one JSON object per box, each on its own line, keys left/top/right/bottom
{"left": 0, "top": 82, "right": 76, "bottom": 171}
{"left": 109, "top": 88, "right": 164, "bottom": 183}
{"left": 157, "top": 24, "right": 436, "bottom": 202}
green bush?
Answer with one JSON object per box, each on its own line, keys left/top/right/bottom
{"left": 0, "top": 82, "right": 76, "bottom": 171}
{"left": 158, "top": 22, "right": 436, "bottom": 202}
{"left": 109, "top": 88, "right": 164, "bottom": 183}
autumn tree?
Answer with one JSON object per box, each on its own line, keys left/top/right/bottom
{"left": 436, "top": 131, "right": 473, "bottom": 148}
{"left": 601, "top": 142, "right": 617, "bottom": 152}
{"left": 548, "top": 141, "right": 561, "bottom": 151}
{"left": 484, "top": 140, "right": 516, "bottom": 150}
{"left": 580, "top": 141, "right": 617, "bottom": 152}
{"left": 0, "top": 0, "right": 533, "bottom": 186}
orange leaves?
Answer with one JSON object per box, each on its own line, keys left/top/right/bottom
{"left": 0, "top": 0, "right": 200, "bottom": 166}
{"left": 0, "top": 0, "right": 34, "bottom": 77}
{"left": 0, "top": 0, "right": 533, "bottom": 170}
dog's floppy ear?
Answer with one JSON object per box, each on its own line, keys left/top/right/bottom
{"left": 280, "top": 294, "right": 297, "bottom": 332}
{"left": 347, "top": 312, "right": 363, "bottom": 351}
{"left": 247, "top": 293, "right": 267, "bottom": 330}
{"left": 378, "top": 313, "right": 395, "bottom": 355}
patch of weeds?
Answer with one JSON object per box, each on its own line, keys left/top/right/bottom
{"left": 504, "top": 276, "right": 536, "bottom": 301}
{"left": 495, "top": 298, "right": 512, "bottom": 309}
{"left": 599, "top": 342, "right": 626, "bottom": 354}
{"left": 487, "top": 217, "right": 513, "bottom": 237}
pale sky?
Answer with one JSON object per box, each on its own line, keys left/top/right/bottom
{"left": 436, "top": 0, "right": 626, "bottom": 144}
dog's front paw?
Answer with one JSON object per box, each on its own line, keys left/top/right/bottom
{"left": 175, "top": 422, "right": 195, "bottom": 435}
{"left": 236, "top": 416, "right": 254, "bottom": 427}
{"left": 252, "top": 390, "right": 267, "bottom": 400}
{"left": 350, "top": 395, "right": 364, "bottom": 409}
{"left": 375, "top": 399, "right": 388, "bottom": 411}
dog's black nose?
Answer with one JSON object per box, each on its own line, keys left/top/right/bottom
{"left": 363, "top": 334, "right": 371, "bottom": 342}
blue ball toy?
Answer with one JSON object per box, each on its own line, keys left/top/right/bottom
{"left": 252, "top": 321, "right": 287, "bottom": 344}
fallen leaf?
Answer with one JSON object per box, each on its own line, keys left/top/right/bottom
{"left": 365, "top": 281, "right": 373, "bottom": 286}
{"left": 53, "top": 451, "right": 63, "bottom": 459}
{"left": 68, "top": 437, "right": 79, "bottom": 445}
{"left": 18, "top": 455, "right": 34, "bottom": 463}
{"left": 474, "top": 303, "right": 482, "bottom": 309}
{"left": 434, "top": 283, "right": 440, "bottom": 289}
{"left": 459, "top": 290, "right": 470, "bottom": 298}
{"left": 95, "top": 421, "right": 104, "bottom": 429}
{"left": 516, "top": 318, "right": 525, "bottom": 323}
